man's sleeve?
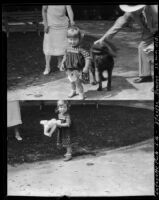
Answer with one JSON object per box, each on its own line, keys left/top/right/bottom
{"left": 103, "top": 12, "right": 132, "bottom": 40}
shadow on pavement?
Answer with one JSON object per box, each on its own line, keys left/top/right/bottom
{"left": 86, "top": 76, "right": 137, "bottom": 99}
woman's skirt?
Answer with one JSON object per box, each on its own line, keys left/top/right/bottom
{"left": 43, "top": 25, "right": 68, "bottom": 56}
{"left": 7, "top": 101, "right": 22, "bottom": 127}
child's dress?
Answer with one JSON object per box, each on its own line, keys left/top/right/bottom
{"left": 7, "top": 101, "right": 22, "bottom": 127}
{"left": 56, "top": 112, "right": 72, "bottom": 147}
{"left": 63, "top": 46, "right": 90, "bottom": 82}
{"left": 43, "top": 5, "right": 69, "bottom": 56}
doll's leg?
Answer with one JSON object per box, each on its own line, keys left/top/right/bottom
{"left": 44, "top": 121, "right": 57, "bottom": 137}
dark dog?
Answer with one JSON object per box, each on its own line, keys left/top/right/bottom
{"left": 90, "top": 40, "right": 117, "bottom": 91}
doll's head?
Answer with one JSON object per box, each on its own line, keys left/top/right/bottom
{"left": 67, "top": 26, "right": 84, "bottom": 47}
{"left": 56, "top": 100, "right": 70, "bottom": 114}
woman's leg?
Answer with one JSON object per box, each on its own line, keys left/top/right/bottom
{"left": 43, "top": 55, "right": 51, "bottom": 75}
{"left": 14, "top": 125, "right": 22, "bottom": 141}
{"left": 57, "top": 56, "right": 63, "bottom": 70}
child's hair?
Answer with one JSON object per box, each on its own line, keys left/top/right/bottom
{"left": 67, "top": 25, "right": 83, "bottom": 40}
{"left": 55, "top": 100, "right": 70, "bottom": 113}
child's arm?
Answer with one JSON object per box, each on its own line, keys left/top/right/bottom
{"left": 42, "top": 6, "right": 49, "bottom": 33}
{"left": 56, "top": 115, "right": 71, "bottom": 128}
{"left": 66, "top": 5, "right": 75, "bottom": 26}
{"left": 80, "top": 48, "right": 92, "bottom": 73}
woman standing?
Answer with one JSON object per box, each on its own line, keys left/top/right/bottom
{"left": 7, "top": 101, "right": 23, "bottom": 141}
{"left": 42, "top": 5, "right": 75, "bottom": 75}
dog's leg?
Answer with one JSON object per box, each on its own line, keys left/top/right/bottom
{"left": 96, "top": 70, "right": 102, "bottom": 91}
{"left": 107, "top": 68, "right": 113, "bottom": 91}
{"left": 89, "top": 62, "right": 97, "bottom": 85}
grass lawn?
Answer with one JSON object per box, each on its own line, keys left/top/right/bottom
{"left": 7, "top": 104, "right": 153, "bottom": 165}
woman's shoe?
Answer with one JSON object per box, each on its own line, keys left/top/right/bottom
{"left": 43, "top": 68, "right": 51, "bottom": 75}
{"left": 15, "top": 135, "right": 23, "bottom": 141}
{"left": 63, "top": 154, "right": 72, "bottom": 161}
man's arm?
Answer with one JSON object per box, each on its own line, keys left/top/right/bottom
{"left": 95, "top": 12, "right": 132, "bottom": 43}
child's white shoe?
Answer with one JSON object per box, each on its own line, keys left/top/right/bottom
{"left": 43, "top": 68, "right": 51, "bottom": 75}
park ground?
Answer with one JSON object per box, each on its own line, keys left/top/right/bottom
{"left": 7, "top": 21, "right": 154, "bottom": 100}
{"left": 7, "top": 101, "right": 154, "bottom": 196}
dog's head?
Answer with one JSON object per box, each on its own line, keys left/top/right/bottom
{"left": 91, "top": 40, "right": 117, "bottom": 58}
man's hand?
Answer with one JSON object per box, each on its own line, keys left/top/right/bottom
{"left": 94, "top": 38, "right": 104, "bottom": 45}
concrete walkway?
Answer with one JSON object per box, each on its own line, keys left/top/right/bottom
{"left": 7, "top": 138, "right": 154, "bottom": 196}
{"left": 7, "top": 22, "right": 154, "bottom": 101}
{"left": 7, "top": 70, "right": 154, "bottom": 100}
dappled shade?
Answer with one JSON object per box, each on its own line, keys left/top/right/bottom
{"left": 7, "top": 104, "right": 153, "bottom": 165}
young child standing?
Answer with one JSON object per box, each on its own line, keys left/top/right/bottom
{"left": 56, "top": 100, "right": 73, "bottom": 161}
{"left": 61, "top": 26, "right": 91, "bottom": 100}
{"left": 40, "top": 100, "right": 73, "bottom": 161}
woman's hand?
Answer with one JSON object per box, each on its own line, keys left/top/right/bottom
{"left": 44, "top": 23, "right": 49, "bottom": 33}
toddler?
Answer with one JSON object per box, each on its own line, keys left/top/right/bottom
{"left": 61, "top": 26, "right": 91, "bottom": 99}
{"left": 40, "top": 100, "right": 73, "bottom": 161}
